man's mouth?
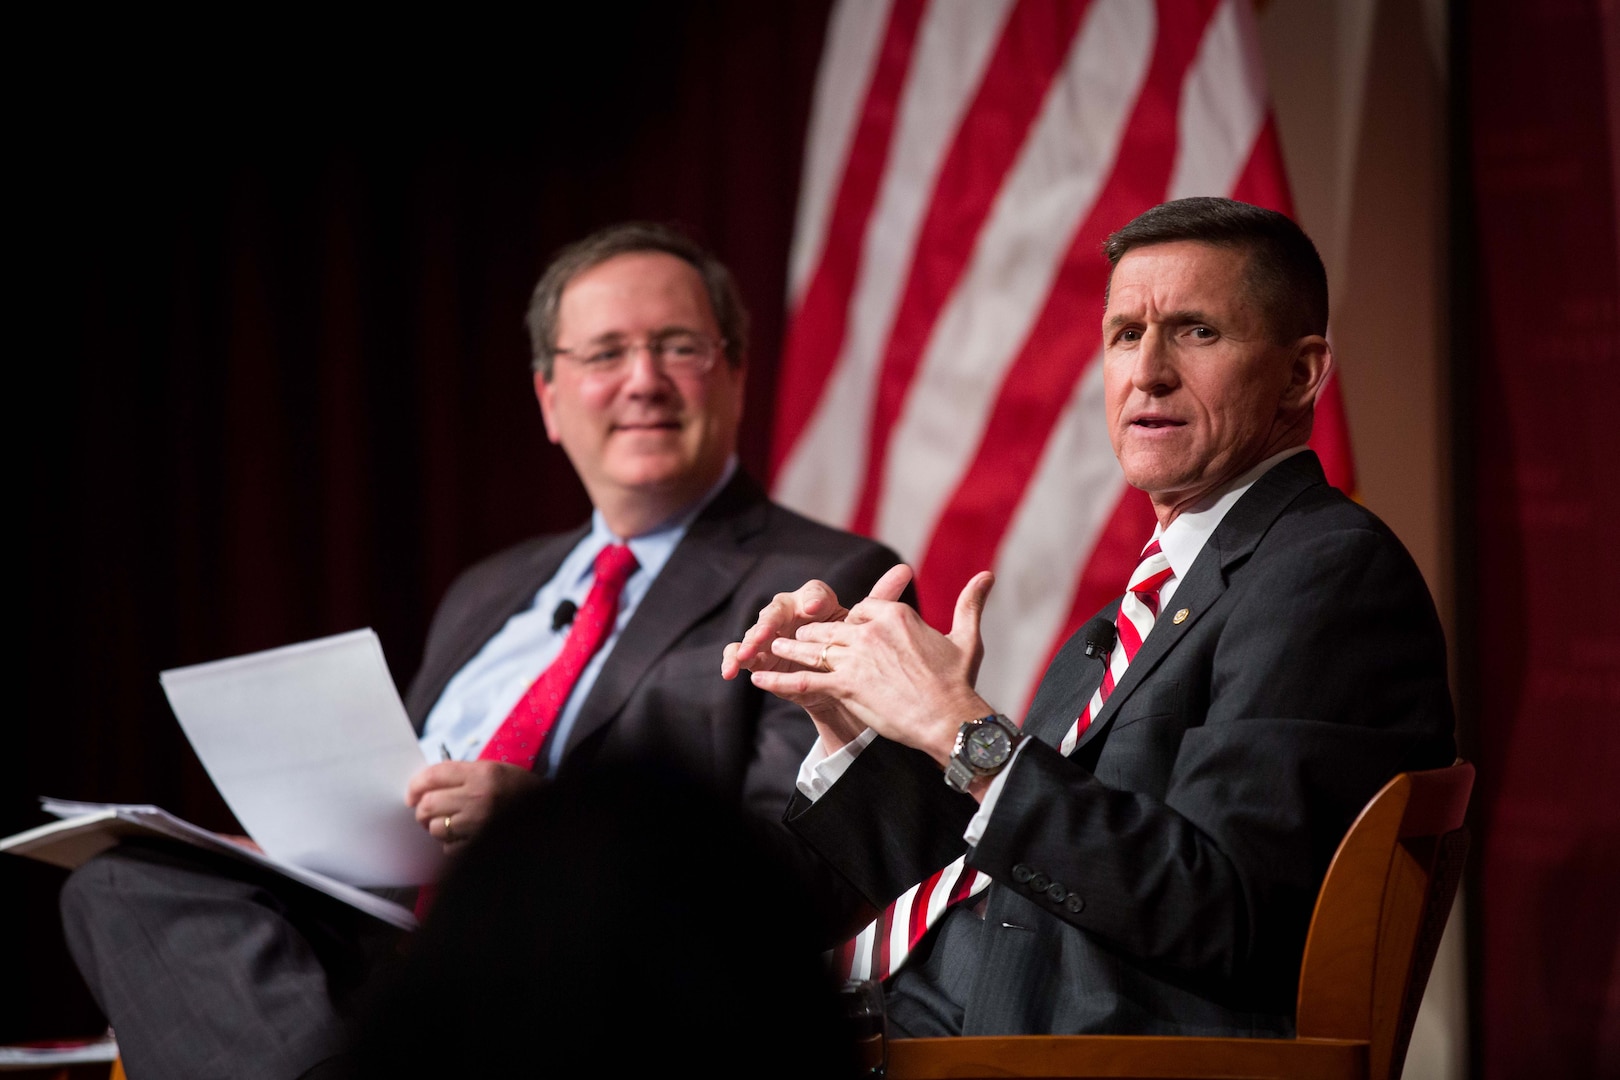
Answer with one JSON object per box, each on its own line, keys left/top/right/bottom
{"left": 613, "top": 417, "right": 682, "bottom": 433}
{"left": 1130, "top": 415, "right": 1185, "bottom": 429}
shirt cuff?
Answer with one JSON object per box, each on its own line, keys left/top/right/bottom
{"left": 795, "top": 727, "right": 879, "bottom": 800}
{"left": 962, "top": 738, "right": 1032, "bottom": 846}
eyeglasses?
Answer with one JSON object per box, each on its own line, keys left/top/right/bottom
{"left": 553, "top": 331, "right": 726, "bottom": 381}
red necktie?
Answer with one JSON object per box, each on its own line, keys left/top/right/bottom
{"left": 479, "top": 542, "right": 640, "bottom": 771}
{"left": 416, "top": 543, "right": 638, "bottom": 924}
{"left": 834, "top": 538, "right": 1174, "bottom": 981}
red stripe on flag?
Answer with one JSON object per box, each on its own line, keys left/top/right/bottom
{"left": 846, "top": 0, "right": 1096, "bottom": 537}
{"left": 1229, "top": 112, "right": 1295, "bottom": 216}
{"left": 913, "top": 0, "right": 1221, "bottom": 629}
{"left": 769, "top": 0, "right": 929, "bottom": 479}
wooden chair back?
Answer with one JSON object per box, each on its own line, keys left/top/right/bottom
{"left": 1295, "top": 761, "right": 1474, "bottom": 1079}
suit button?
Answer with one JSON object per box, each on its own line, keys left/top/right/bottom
{"left": 1029, "top": 873, "right": 1050, "bottom": 892}
{"left": 1064, "top": 894, "right": 1084, "bottom": 913}
{"left": 1045, "top": 882, "right": 1068, "bottom": 902}
{"left": 1012, "top": 864, "right": 1034, "bottom": 883}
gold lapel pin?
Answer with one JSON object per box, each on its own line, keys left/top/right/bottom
{"left": 1172, "top": 608, "right": 1189, "bottom": 624}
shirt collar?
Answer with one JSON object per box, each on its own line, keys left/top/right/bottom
{"left": 578, "top": 455, "right": 740, "bottom": 583}
{"left": 1155, "top": 446, "right": 1308, "bottom": 583}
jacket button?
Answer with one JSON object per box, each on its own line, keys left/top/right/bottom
{"left": 1045, "top": 882, "right": 1068, "bottom": 902}
{"left": 1064, "top": 894, "right": 1084, "bottom": 913}
{"left": 1029, "top": 873, "right": 1050, "bottom": 892}
{"left": 1012, "top": 864, "right": 1034, "bottom": 883}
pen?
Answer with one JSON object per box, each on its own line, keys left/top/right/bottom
{"left": 440, "top": 744, "right": 453, "bottom": 762}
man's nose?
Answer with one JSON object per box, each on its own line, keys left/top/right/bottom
{"left": 621, "top": 343, "right": 672, "bottom": 393}
{"left": 1132, "top": 331, "right": 1178, "bottom": 393}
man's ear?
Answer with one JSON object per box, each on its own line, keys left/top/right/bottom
{"left": 533, "top": 370, "right": 562, "bottom": 445}
{"left": 1281, "top": 335, "right": 1334, "bottom": 414}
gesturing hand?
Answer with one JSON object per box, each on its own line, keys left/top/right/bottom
{"left": 722, "top": 564, "right": 914, "bottom": 748}
{"left": 750, "top": 570, "right": 998, "bottom": 768}
{"left": 405, "top": 760, "right": 541, "bottom": 851}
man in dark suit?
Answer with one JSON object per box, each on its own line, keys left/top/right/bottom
{"left": 725, "top": 197, "right": 1456, "bottom": 1037}
{"left": 60, "top": 222, "right": 901, "bottom": 1080}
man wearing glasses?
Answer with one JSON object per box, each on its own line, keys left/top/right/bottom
{"left": 61, "top": 222, "right": 902, "bottom": 1080}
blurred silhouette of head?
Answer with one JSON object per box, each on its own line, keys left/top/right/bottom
{"left": 350, "top": 763, "right": 858, "bottom": 1077}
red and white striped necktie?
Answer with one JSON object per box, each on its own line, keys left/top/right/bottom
{"left": 1059, "top": 538, "right": 1173, "bottom": 755}
{"left": 834, "top": 537, "right": 1174, "bottom": 982}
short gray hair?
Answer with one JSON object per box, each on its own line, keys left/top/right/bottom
{"left": 525, "top": 222, "right": 750, "bottom": 379}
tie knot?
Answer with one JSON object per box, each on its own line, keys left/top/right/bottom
{"left": 593, "top": 543, "right": 639, "bottom": 588}
{"left": 1129, "top": 540, "right": 1173, "bottom": 597}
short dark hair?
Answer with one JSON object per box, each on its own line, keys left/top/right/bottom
{"left": 525, "top": 221, "right": 750, "bottom": 379}
{"left": 1103, "top": 197, "right": 1328, "bottom": 341}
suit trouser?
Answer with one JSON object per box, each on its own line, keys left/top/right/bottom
{"left": 60, "top": 841, "right": 404, "bottom": 1080}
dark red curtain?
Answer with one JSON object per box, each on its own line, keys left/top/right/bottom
{"left": 12, "top": 2, "right": 831, "bottom": 1040}
{"left": 1465, "top": 1, "right": 1620, "bottom": 1076}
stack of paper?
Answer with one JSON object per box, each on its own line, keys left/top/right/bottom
{"left": 2, "top": 628, "right": 447, "bottom": 931}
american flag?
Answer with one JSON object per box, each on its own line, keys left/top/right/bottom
{"left": 771, "top": 0, "right": 1354, "bottom": 722}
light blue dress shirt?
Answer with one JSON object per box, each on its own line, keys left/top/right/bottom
{"left": 418, "top": 458, "right": 737, "bottom": 777}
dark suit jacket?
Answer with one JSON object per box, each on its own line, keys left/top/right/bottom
{"left": 787, "top": 452, "right": 1456, "bottom": 1036}
{"left": 404, "top": 470, "right": 906, "bottom": 827}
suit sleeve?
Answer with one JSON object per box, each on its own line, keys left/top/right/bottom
{"left": 968, "top": 519, "right": 1456, "bottom": 997}
{"left": 737, "top": 535, "right": 922, "bottom": 940}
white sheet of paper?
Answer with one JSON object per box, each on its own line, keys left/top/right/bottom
{"left": 158, "top": 629, "right": 444, "bottom": 887}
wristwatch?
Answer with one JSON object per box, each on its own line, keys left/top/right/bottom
{"left": 943, "top": 713, "right": 1022, "bottom": 793}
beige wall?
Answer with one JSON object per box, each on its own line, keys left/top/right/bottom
{"left": 1256, "top": 2, "right": 1463, "bottom": 1077}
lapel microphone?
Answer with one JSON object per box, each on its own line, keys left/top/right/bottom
{"left": 552, "top": 600, "right": 578, "bottom": 632}
{"left": 1081, "top": 616, "right": 1116, "bottom": 660}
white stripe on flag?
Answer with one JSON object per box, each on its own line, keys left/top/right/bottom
{"left": 873, "top": 0, "right": 1158, "bottom": 563}
{"left": 978, "top": 354, "right": 1120, "bottom": 712}
{"left": 787, "top": 0, "right": 895, "bottom": 308}
{"left": 774, "top": 0, "right": 1015, "bottom": 534}
{"left": 1167, "top": 0, "right": 1269, "bottom": 201}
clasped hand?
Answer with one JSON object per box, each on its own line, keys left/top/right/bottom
{"left": 721, "top": 563, "right": 997, "bottom": 768}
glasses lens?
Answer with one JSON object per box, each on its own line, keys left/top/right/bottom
{"left": 653, "top": 332, "right": 715, "bottom": 375}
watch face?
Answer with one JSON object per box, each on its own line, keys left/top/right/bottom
{"left": 963, "top": 723, "right": 1011, "bottom": 770}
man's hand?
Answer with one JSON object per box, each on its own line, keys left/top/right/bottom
{"left": 750, "top": 570, "right": 998, "bottom": 771}
{"left": 722, "top": 564, "right": 914, "bottom": 749}
{"left": 405, "top": 760, "right": 541, "bottom": 850}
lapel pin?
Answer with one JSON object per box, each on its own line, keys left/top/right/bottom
{"left": 1172, "top": 608, "right": 1189, "bottom": 624}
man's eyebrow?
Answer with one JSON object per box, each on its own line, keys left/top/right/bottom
{"left": 1161, "top": 308, "right": 1215, "bottom": 326}
{"left": 1103, "top": 308, "right": 1215, "bottom": 332}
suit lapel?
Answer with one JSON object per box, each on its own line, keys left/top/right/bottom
{"left": 559, "top": 474, "right": 768, "bottom": 759}
{"left": 1070, "top": 452, "right": 1327, "bottom": 753}
{"left": 1023, "top": 604, "right": 1116, "bottom": 749}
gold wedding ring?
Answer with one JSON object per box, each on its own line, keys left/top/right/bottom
{"left": 817, "top": 644, "right": 833, "bottom": 672}
{"left": 443, "top": 815, "right": 455, "bottom": 842}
